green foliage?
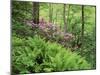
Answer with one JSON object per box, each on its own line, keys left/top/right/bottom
{"left": 12, "top": 1, "right": 96, "bottom": 74}
{"left": 12, "top": 35, "right": 91, "bottom": 74}
{"left": 12, "top": 19, "right": 35, "bottom": 37}
{"left": 12, "top": 1, "right": 33, "bottom": 21}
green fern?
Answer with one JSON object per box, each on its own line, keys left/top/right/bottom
{"left": 12, "top": 35, "right": 91, "bottom": 74}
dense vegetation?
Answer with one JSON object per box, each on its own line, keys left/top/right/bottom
{"left": 12, "top": 1, "right": 96, "bottom": 74}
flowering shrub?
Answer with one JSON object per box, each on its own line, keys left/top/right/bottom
{"left": 26, "top": 18, "right": 74, "bottom": 47}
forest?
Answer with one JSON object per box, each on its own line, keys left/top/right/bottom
{"left": 12, "top": 1, "right": 96, "bottom": 74}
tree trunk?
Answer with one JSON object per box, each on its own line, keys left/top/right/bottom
{"left": 56, "top": 10, "right": 58, "bottom": 24}
{"left": 67, "top": 5, "right": 70, "bottom": 31}
{"left": 81, "top": 5, "right": 84, "bottom": 44}
{"left": 63, "top": 4, "right": 67, "bottom": 33}
{"left": 49, "top": 3, "right": 53, "bottom": 23}
{"left": 80, "top": 5, "right": 84, "bottom": 55}
{"left": 32, "top": 2, "right": 39, "bottom": 24}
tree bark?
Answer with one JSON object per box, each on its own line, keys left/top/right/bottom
{"left": 63, "top": 4, "right": 67, "bottom": 33}
{"left": 81, "top": 5, "right": 84, "bottom": 44}
{"left": 32, "top": 2, "right": 39, "bottom": 24}
{"left": 49, "top": 3, "right": 53, "bottom": 23}
{"left": 80, "top": 5, "right": 85, "bottom": 56}
{"left": 67, "top": 5, "right": 70, "bottom": 30}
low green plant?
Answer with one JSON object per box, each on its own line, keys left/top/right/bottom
{"left": 12, "top": 35, "right": 91, "bottom": 74}
{"left": 12, "top": 20, "right": 35, "bottom": 38}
